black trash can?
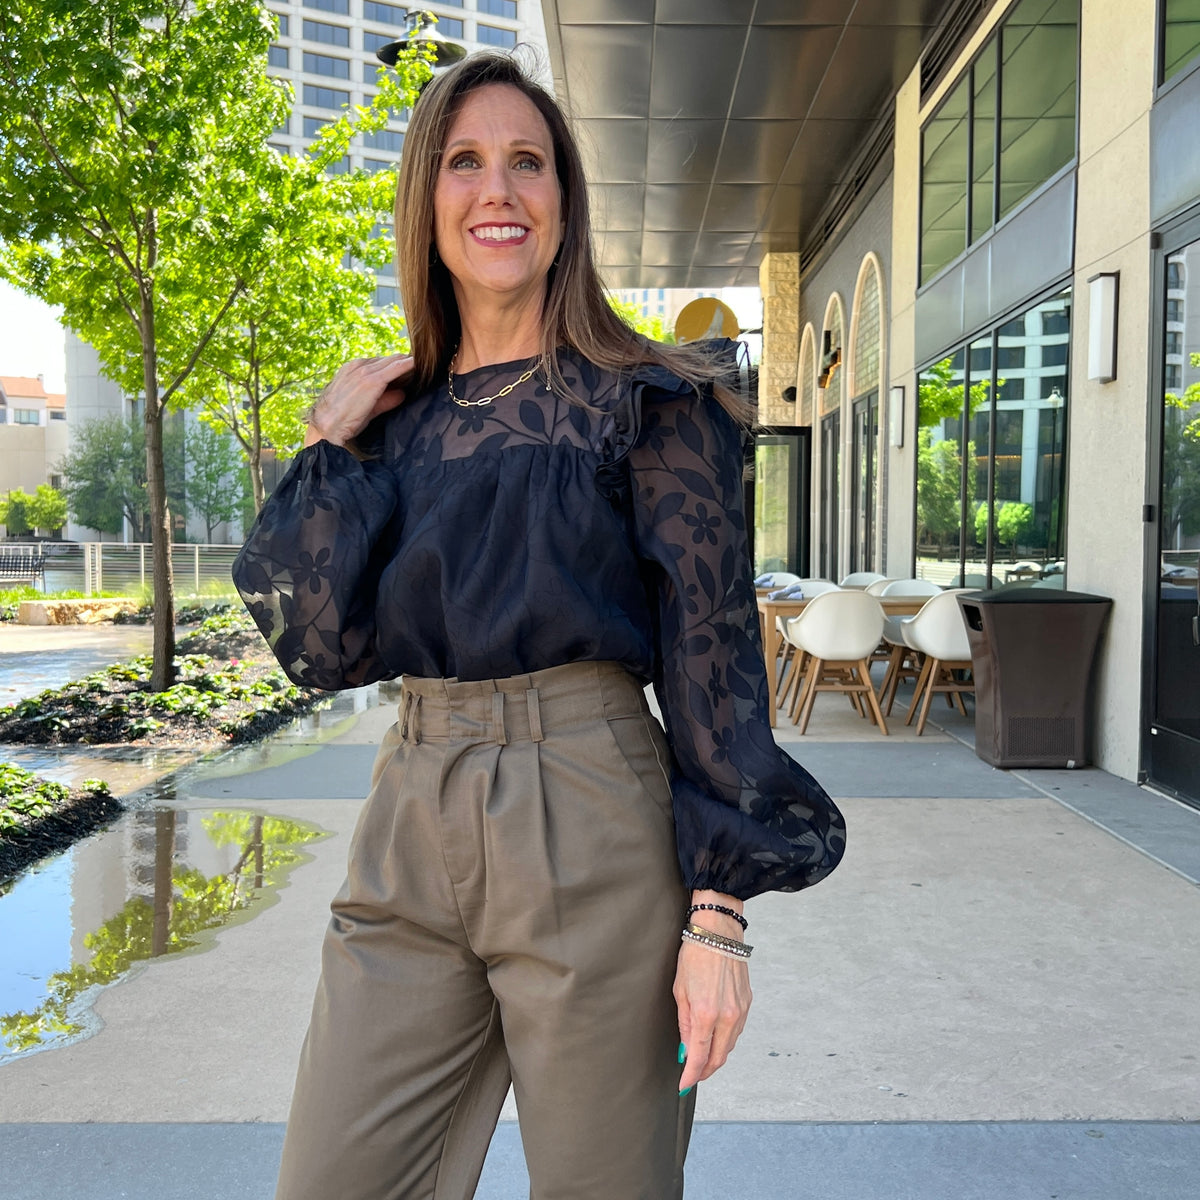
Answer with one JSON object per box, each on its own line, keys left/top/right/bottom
{"left": 956, "top": 589, "right": 1112, "bottom": 769}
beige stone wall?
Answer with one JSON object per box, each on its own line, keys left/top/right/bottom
{"left": 885, "top": 69, "right": 922, "bottom": 577}
{"left": 1066, "top": 0, "right": 1157, "bottom": 780}
{"left": 758, "top": 252, "right": 800, "bottom": 427}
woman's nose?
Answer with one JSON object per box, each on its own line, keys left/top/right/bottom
{"left": 478, "top": 162, "right": 514, "bottom": 206}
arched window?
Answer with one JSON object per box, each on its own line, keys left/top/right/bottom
{"left": 851, "top": 257, "right": 883, "bottom": 399}
{"left": 798, "top": 325, "right": 817, "bottom": 425}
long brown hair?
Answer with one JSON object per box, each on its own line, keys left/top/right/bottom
{"left": 394, "top": 52, "right": 750, "bottom": 423}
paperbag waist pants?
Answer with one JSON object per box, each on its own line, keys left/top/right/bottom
{"left": 273, "top": 660, "right": 696, "bottom": 1200}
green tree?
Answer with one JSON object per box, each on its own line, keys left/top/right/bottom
{"left": 609, "top": 296, "right": 675, "bottom": 344}
{"left": 1164, "top": 353, "right": 1200, "bottom": 541}
{"left": 0, "top": 0, "right": 294, "bottom": 687}
{"left": 57, "top": 415, "right": 185, "bottom": 540}
{"left": 917, "top": 355, "right": 996, "bottom": 427}
{"left": 184, "top": 421, "right": 243, "bottom": 542}
{"left": 975, "top": 500, "right": 1034, "bottom": 558}
{"left": 0, "top": 490, "right": 32, "bottom": 537}
{"left": 177, "top": 88, "right": 424, "bottom": 512}
{"left": 26, "top": 484, "right": 68, "bottom": 535}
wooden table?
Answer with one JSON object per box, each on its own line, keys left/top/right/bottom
{"left": 757, "top": 595, "right": 927, "bottom": 726}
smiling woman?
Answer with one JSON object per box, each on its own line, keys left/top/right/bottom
{"left": 233, "top": 49, "right": 845, "bottom": 1200}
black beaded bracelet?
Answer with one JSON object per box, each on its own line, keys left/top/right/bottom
{"left": 687, "top": 903, "right": 748, "bottom": 931}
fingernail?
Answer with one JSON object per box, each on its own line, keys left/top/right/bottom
{"left": 677, "top": 1042, "right": 687, "bottom": 1064}
{"left": 679, "top": 1086, "right": 694, "bottom": 1097}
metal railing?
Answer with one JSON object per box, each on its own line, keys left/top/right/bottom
{"left": 37, "top": 542, "right": 241, "bottom": 597}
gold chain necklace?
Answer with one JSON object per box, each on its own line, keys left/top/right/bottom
{"left": 447, "top": 353, "right": 537, "bottom": 408}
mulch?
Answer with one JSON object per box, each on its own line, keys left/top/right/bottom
{"left": 0, "top": 787, "right": 127, "bottom": 881}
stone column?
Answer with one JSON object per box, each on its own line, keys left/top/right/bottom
{"left": 758, "top": 252, "right": 801, "bottom": 427}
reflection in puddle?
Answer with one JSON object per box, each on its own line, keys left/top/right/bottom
{"left": 0, "top": 807, "right": 325, "bottom": 1062}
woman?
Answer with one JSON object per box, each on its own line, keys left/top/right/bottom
{"left": 234, "top": 51, "right": 845, "bottom": 1200}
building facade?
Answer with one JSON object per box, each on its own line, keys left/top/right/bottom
{"left": 765, "top": 0, "right": 1200, "bottom": 804}
{"left": 0, "top": 375, "right": 68, "bottom": 536}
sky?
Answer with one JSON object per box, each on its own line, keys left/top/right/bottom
{"left": 0, "top": 280, "right": 67, "bottom": 393}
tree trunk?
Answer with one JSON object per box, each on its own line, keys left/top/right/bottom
{"left": 141, "top": 286, "right": 176, "bottom": 692}
{"left": 250, "top": 391, "right": 265, "bottom": 514}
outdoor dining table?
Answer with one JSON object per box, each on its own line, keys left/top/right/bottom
{"left": 757, "top": 594, "right": 928, "bottom": 726}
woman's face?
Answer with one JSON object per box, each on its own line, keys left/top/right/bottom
{"left": 433, "top": 83, "right": 564, "bottom": 315}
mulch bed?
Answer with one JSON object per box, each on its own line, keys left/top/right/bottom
{"left": 0, "top": 786, "right": 126, "bottom": 881}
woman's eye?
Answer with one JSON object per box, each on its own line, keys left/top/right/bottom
{"left": 448, "top": 152, "right": 480, "bottom": 170}
{"left": 514, "top": 155, "right": 543, "bottom": 172}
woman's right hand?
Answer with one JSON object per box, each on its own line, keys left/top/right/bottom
{"left": 305, "top": 353, "right": 415, "bottom": 447}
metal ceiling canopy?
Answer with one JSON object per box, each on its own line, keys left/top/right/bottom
{"left": 541, "top": 0, "right": 950, "bottom": 288}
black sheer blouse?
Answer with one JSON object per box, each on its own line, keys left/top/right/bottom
{"left": 232, "top": 347, "right": 845, "bottom": 900}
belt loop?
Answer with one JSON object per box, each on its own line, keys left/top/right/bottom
{"left": 412, "top": 694, "right": 422, "bottom": 745}
{"left": 492, "top": 691, "right": 508, "bottom": 745}
{"left": 400, "top": 691, "right": 414, "bottom": 741}
{"left": 526, "top": 688, "right": 544, "bottom": 742}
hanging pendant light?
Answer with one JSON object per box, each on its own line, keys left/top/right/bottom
{"left": 376, "top": 10, "right": 468, "bottom": 68}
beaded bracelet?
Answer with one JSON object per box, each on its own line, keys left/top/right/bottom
{"left": 687, "top": 903, "right": 748, "bottom": 931}
{"left": 681, "top": 928, "right": 752, "bottom": 960}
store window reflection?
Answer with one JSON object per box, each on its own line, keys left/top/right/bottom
{"left": 1162, "top": 0, "right": 1200, "bottom": 84}
{"left": 915, "top": 288, "right": 1070, "bottom": 587}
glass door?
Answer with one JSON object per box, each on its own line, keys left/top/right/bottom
{"left": 1148, "top": 231, "right": 1200, "bottom": 804}
{"left": 850, "top": 391, "right": 879, "bottom": 572}
{"left": 753, "top": 430, "right": 811, "bottom": 578}
{"left": 819, "top": 410, "right": 840, "bottom": 581}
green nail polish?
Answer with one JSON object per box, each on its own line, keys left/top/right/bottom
{"left": 677, "top": 1042, "right": 687, "bottom": 1064}
{"left": 679, "top": 1086, "right": 694, "bottom": 1097}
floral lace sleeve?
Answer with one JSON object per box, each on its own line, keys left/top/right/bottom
{"left": 628, "top": 376, "right": 847, "bottom": 899}
{"left": 232, "top": 440, "right": 401, "bottom": 690}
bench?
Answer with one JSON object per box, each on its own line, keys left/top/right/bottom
{"left": 0, "top": 544, "right": 47, "bottom": 584}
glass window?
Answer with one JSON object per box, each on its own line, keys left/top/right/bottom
{"left": 852, "top": 262, "right": 882, "bottom": 395}
{"left": 274, "top": 12, "right": 289, "bottom": 36}
{"left": 303, "top": 116, "right": 330, "bottom": 138}
{"left": 997, "top": 344, "right": 1026, "bottom": 369}
{"left": 1041, "top": 340, "right": 1069, "bottom": 367}
{"left": 916, "top": 288, "right": 1070, "bottom": 587}
{"left": 438, "top": 17, "right": 464, "bottom": 37}
{"left": 1166, "top": 362, "right": 1184, "bottom": 390}
{"left": 1168, "top": 260, "right": 1186, "bottom": 289}
{"left": 364, "top": 61, "right": 388, "bottom": 83}
{"left": 304, "top": 51, "right": 350, "bottom": 78}
{"left": 275, "top": 116, "right": 290, "bottom": 136}
{"left": 920, "top": 76, "right": 968, "bottom": 283}
{"left": 363, "top": 157, "right": 394, "bottom": 173}
{"left": 971, "top": 41, "right": 997, "bottom": 242}
{"left": 326, "top": 156, "right": 351, "bottom": 175}
{"left": 304, "top": 84, "right": 350, "bottom": 110}
{"left": 13, "top": 408, "right": 40, "bottom": 424}
{"left": 1163, "top": 0, "right": 1200, "bottom": 83}
{"left": 480, "top": 0, "right": 518, "bottom": 16}
{"left": 269, "top": 142, "right": 290, "bottom": 155}
{"left": 364, "top": 127, "right": 405, "bottom": 152}
{"left": 364, "top": 1, "right": 407, "bottom": 26}
{"left": 375, "top": 284, "right": 400, "bottom": 306}
{"left": 916, "top": 349, "right": 968, "bottom": 581}
{"left": 998, "top": 0, "right": 1078, "bottom": 220}
{"left": 305, "top": 0, "right": 349, "bottom": 13}
{"left": 364, "top": 30, "right": 393, "bottom": 52}
{"left": 269, "top": 45, "right": 289, "bottom": 68}
{"left": 1168, "top": 298, "right": 1185, "bottom": 323}
{"left": 303, "top": 19, "right": 350, "bottom": 46}
{"left": 1168, "top": 330, "right": 1184, "bottom": 356}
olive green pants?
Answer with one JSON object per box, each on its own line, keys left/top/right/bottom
{"left": 274, "top": 661, "right": 696, "bottom": 1200}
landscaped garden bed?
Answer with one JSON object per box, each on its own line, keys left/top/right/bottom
{"left": 0, "top": 604, "right": 329, "bottom": 879}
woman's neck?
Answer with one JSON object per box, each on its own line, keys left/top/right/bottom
{"left": 453, "top": 289, "right": 546, "bottom": 372}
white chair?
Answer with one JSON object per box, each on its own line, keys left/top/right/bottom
{"left": 839, "top": 571, "right": 888, "bottom": 590}
{"left": 783, "top": 590, "right": 889, "bottom": 735}
{"left": 864, "top": 577, "right": 899, "bottom": 596}
{"left": 901, "top": 590, "right": 975, "bottom": 735}
{"left": 776, "top": 580, "right": 841, "bottom": 709}
{"left": 875, "top": 580, "right": 944, "bottom": 707}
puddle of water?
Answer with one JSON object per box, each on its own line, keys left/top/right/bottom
{"left": 0, "top": 627, "right": 154, "bottom": 703}
{"left": 0, "top": 806, "right": 326, "bottom": 1063}
{"left": 0, "top": 745, "right": 203, "bottom": 796}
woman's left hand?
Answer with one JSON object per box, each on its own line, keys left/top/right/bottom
{"left": 674, "top": 894, "right": 752, "bottom": 1094}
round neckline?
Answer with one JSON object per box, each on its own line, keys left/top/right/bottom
{"left": 448, "top": 354, "right": 539, "bottom": 382}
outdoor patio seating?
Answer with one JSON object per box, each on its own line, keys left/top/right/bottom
{"left": 783, "top": 590, "right": 889, "bottom": 735}
{"left": 901, "top": 589, "right": 976, "bottom": 736}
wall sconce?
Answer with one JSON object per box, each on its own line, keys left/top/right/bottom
{"left": 1087, "top": 271, "right": 1119, "bottom": 383}
{"left": 889, "top": 385, "right": 905, "bottom": 448}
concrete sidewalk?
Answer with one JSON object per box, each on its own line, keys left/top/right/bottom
{"left": 3, "top": 682, "right": 1199, "bottom": 1197}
